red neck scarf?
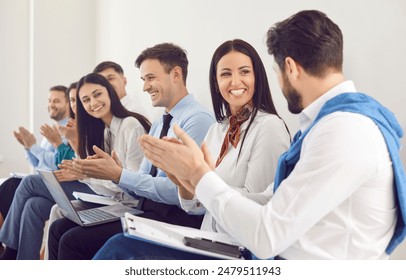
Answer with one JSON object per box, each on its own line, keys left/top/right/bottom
{"left": 215, "top": 101, "right": 254, "bottom": 167}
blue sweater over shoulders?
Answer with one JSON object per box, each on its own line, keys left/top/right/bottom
{"left": 274, "top": 92, "right": 406, "bottom": 255}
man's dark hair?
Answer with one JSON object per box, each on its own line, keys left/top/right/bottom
{"left": 135, "top": 43, "right": 188, "bottom": 84}
{"left": 267, "top": 10, "right": 343, "bottom": 77}
{"left": 49, "top": 85, "right": 68, "bottom": 101}
{"left": 93, "top": 61, "right": 124, "bottom": 74}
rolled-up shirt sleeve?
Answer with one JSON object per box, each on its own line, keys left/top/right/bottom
{"left": 27, "top": 142, "right": 57, "bottom": 170}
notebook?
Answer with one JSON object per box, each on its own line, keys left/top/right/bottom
{"left": 72, "top": 191, "right": 120, "bottom": 206}
{"left": 121, "top": 212, "right": 246, "bottom": 259}
{"left": 37, "top": 169, "right": 143, "bottom": 227}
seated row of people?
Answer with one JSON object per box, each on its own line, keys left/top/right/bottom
{"left": 46, "top": 39, "right": 290, "bottom": 260}
{"left": 0, "top": 61, "right": 151, "bottom": 259}
{"left": 1, "top": 9, "right": 405, "bottom": 260}
{"left": 0, "top": 84, "right": 72, "bottom": 254}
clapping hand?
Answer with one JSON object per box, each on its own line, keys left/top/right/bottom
{"left": 71, "top": 146, "right": 123, "bottom": 183}
{"left": 40, "top": 124, "right": 62, "bottom": 148}
{"left": 54, "top": 168, "right": 85, "bottom": 182}
{"left": 57, "top": 118, "right": 77, "bottom": 141}
{"left": 14, "top": 127, "right": 36, "bottom": 149}
{"left": 138, "top": 124, "right": 213, "bottom": 194}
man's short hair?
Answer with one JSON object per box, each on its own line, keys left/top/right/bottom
{"left": 49, "top": 85, "right": 68, "bottom": 101}
{"left": 135, "top": 42, "right": 189, "bottom": 84}
{"left": 266, "top": 10, "right": 343, "bottom": 77}
{"left": 93, "top": 61, "right": 124, "bottom": 75}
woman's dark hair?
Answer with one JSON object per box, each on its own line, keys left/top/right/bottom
{"left": 76, "top": 73, "right": 151, "bottom": 159}
{"left": 66, "top": 82, "right": 77, "bottom": 119}
{"left": 209, "top": 39, "right": 288, "bottom": 159}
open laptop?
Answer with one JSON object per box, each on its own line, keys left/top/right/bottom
{"left": 37, "top": 169, "right": 143, "bottom": 227}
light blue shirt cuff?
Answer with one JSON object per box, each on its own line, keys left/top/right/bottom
{"left": 28, "top": 143, "right": 42, "bottom": 157}
{"left": 118, "top": 168, "right": 138, "bottom": 190}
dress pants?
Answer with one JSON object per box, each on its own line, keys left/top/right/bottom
{"left": 48, "top": 218, "right": 123, "bottom": 260}
{"left": 0, "top": 177, "right": 22, "bottom": 219}
{"left": 0, "top": 174, "right": 93, "bottom": 259}
{"left": 93, "top": 233, "right": 219, "bottom": 260}
{"left": 48, "top": 209, "right": 204, "bottom": 260}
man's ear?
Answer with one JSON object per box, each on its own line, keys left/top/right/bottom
{"left": 284, "top": 57, "right": 300, "bottom": 80}
{"left": 172, "top": 66, "right": 183, "bottom": 82}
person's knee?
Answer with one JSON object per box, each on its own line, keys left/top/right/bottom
{"left": 48, "top": 218, "right": 76, "bottom": 253}
{"left": 93, "top": 234, "right": 123, "bottom": 260}
{"left": 16, "top": 175, "right": 42, "bottom": 196}
{"left": 105, "top": 233, "right": 125, "bottom": 248}
{"left": 24, "top": 198, "right": 53, "bottom": 219}
{"left": 20, "top": 174, "right": 40, "bottom": 186}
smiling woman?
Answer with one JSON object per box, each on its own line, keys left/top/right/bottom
{"left": 215, "top": 51, "right": 256, "bottom": 116}
{"left": 74, "top": 72, "right": 151, "bottom": 196}
{"left": 79, "top": 83, "right": 113, "bottom": 126}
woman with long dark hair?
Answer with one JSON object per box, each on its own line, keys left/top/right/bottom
{"left": 70, "top": 73, "right": 150, "bottom": 200}
{"left": 177, "top": 39, "right": 290, "bottom": 233}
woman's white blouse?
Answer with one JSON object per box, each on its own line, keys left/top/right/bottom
{"left": 180, "top": 111, "right": 290, "bottom": 232}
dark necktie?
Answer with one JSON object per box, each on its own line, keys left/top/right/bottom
{"left": 137, "top": 113, "right": 203, "bottom": 229}
{"left": 149, "top": 113, "right": 173, "bottom": 177}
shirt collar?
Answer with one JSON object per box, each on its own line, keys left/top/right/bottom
{"left": 57, "top": 117, "right": 69, "bottom": 126}
{"left": 299, "top": 80, "right": 357, "bottom": 132}
{"left": 106, "top": 115, "right": 122, "bottom": 136}
{"left": 166, "top": 94, "right": 194, "bottom": 120}
{"left": 120, "top": 94, "right": 130, "bottom": 106}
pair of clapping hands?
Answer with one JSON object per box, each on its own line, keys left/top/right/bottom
{"left": 55, "top": 145, "right": 123, "bottom": 183}
{"left": 55, "top": 124, "right": 213, "bottom": 199}
{"left": 138, "top": 124, "right": 213, "bottom": 199}
{"left": 14, "top": 118, "right": 76, "bottom": 150}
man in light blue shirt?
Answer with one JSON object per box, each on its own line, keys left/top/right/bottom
{"left": 46, "top": 43, "right": 215, "bottom": 260}
{"left": 0, "top": 85, "right": 71, "bottom": 259}
{"left": 14, "top": 85, "right": 70, "bottom": 171}
{"left": 118, "top": 93, "right": 213, "bottom": 205}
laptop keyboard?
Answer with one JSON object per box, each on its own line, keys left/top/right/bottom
{"left": 78, "top": 208, "right": 116, "bottom": 223}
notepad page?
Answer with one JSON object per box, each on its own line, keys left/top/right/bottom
{"left": 123, "top": 212, "right": 243, "bottom": 259}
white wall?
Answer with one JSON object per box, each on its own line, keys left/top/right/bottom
{"left": 95, "top": 0, "right": 406, "bottom": 144}
{"left": 0, "top": 0, "right": 97, "bottom": 177}
{"left": 32, "top": 0, "right": 98, "bottom": 136}
{"left": 0, "top": 0, "right": 30, "bottom": 176}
